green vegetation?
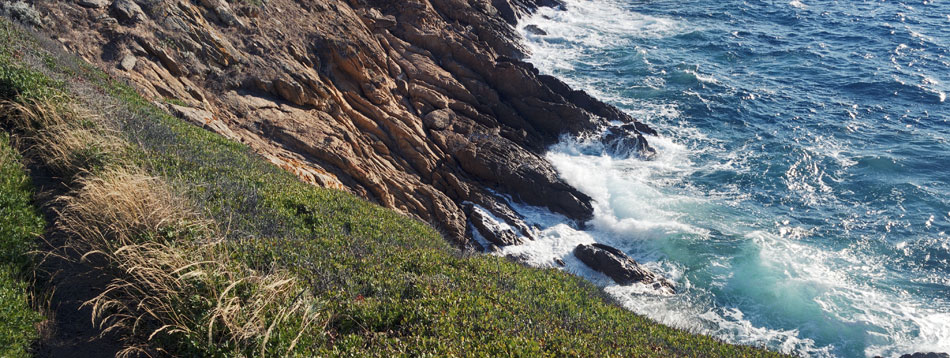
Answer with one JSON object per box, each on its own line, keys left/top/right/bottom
{"left": 0, "top": 17, "right": 791, "bottom": 357}
{"left": 0, "top": 133, "right": 44, "bottom": 358}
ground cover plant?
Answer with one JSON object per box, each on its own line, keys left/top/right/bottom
{"left": 0, "top": 132, "right": 44, "bottom": 358}
{"left": 0, "top": 17, "right": 791, "bottom": 357}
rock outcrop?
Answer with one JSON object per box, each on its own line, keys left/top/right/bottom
{"left": 574, "top": 243, "right": 674, "bottom": 292}
{"left": 38, "top": 0, "right": 657, "bottom": 246}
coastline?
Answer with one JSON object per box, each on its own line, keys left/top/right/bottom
{"left": 15, "top": 0, "right": 948, "bottom": 356}
{"left": 36, "top": 0, "right": 658, "bottom": 249}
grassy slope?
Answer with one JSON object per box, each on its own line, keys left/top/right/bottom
{"left": 0, "top": 18, "right": 791, "bottom": 357}
{"left": 0, "top": 133, "right": 44, "bottom": 357}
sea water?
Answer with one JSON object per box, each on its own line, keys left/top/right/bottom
{"left": 505, "top": 0, "right": 950, "bottom": 357}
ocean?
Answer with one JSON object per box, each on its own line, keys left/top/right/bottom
{"left": 503, "top": 0, "right": 950, "bottom": 357}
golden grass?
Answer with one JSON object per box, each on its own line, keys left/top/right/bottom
{"left": 5, "top": 98, "right": 323, "bottom": 357}
{"left": 0, "top": 98, "right": 123, "bottom": 178}
{"left": 55, "top": 169, "right": 206, "bottom": 248}
{"left": 59, "top": 168, "right": 322, "bottom": 358}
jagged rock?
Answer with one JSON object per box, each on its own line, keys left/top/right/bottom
{"left": 465, "top": 203, "right": 525, "bottom": 247}
{"left": 111, "top": 0, "right": 145, "bottom": 23}
{"left": 39, "top": 0, "right": 657, "bottom": 245}
{"left": 603, "top": 123, "right": 657, "bottom": 159}
{"left": 505, "top": 252, "right": 532, "bottom": 264}
{"left": 574, "top": 243, "right": 674, "bottom": 292}
{"left": 139, "top": 40, "right": 184, "bottom": 77}
{"left": 273, "top": 79, "right": 311, "bottom": 107}
{"left": 524, "top": 24, "right": 547, "bottom": 36}
{"left": 78, "top": 0, "right": 108, "bottom": 9}
{"left": 118, "top": 54, "right": 136, "bottom": 71}
{"left": 198, "top": 0, "right": 244, "bottom": 28}
{"left": 360, "top": 8, "right": 397, "bottom": 29}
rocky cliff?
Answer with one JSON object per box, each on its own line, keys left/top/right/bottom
{"left": 37, "top": 0, "right": 656, "bottom": 246}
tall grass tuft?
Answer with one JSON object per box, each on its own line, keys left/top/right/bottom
{"left": 58, "top": 168, "right": 323, "bottom": 357}
{"left": 4, "top": 97, "right": 323, "bottom": 357}
{"left": 0, "top": 98, "right": 122, "bottom": 179}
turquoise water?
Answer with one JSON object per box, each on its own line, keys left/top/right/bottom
{"left": 503, "top": 0, "right": 950, "bottom": 357}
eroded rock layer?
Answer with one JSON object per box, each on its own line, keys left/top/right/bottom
{"left": 39, "top": 0, "right": 656, "bottom": 245}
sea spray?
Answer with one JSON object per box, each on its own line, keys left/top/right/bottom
{"left": 509, "top": 0, "right": 950, "bottom": 357}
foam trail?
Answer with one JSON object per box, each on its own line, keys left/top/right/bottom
{"left": 498, "top": 135, "right": 835, "bottom": 357}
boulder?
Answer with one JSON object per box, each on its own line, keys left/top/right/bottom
{"left": 118, "top": 54, "right": 136, "bottom": 71}
{"left": 111, "top": 0, "right": 145, "bottom": 23}
{"left": 574, "top": 243, "right": 674, "bottom": 292}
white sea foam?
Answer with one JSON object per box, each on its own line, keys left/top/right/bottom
{"left": 518, "top": 0, "right": 680, "bottom": 93}
{"left": 497, "top": 134, "right": 838, "bottom": 356}
{"left": 514, "top": 1, "right": 950, "bottom": 357}
{"left": 506, "top": 134, "right": 950, "bottom": 356}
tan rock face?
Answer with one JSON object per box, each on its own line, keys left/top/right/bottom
{"left": 38, "top": 0, "right": 656, "bottom": 247}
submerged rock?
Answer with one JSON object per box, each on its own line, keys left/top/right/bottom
{"left": 524, "top": 24, "right": 547, "bottom": 36}
{"left": 574, "top": 243, "right": 674, "bottom": 293}
{"left": 603, "top": 123, "right": 657, "bottom": 160}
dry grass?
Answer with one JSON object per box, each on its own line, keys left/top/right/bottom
{"left": 55, "top": 169, "right": 206, "bottom": 248}
{"left": 4, "top": 98, "right": 324, "bottom": 357}
{"left": 58, "top": 168, "right": 323, "bottom": 358}
{"left": 0, "top": 98, "right": 123, "bottom": 178}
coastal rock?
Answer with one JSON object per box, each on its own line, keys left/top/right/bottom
{"left": 465, "top": 203, "right": 525, "bottom": 247}
{"left": 603, "top": 123, "right": 657, "bottom": 159}
{"left": 874, "top": 354, "right": 950, "bottom": 358}
{"left": 524, "top": 24, "right": 547, "bottom": 36}
{"left": 574, "top": 243, "right": 674, "bottom": 292}
{"left": 110, "top": 0, "right": 145, "bottom": 23}
{"left": 899, "top": 353, "right": 950, "bottom": 358}
{"left": 38, "top": 0, "right": 657, "bottom": 245}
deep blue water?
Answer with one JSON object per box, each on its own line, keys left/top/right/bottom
{"left": 504, "top": 1, "right": 950, "bottom": 357}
